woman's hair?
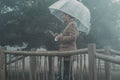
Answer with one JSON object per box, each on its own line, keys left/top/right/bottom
{"left": 63, "top": 12, "right": 77, "bottom": 24}
{"left": 65, "top": 13, "right": 74, "bottom": 19}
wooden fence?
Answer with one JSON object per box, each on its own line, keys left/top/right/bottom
{"left": 0, "top": 43, "right": 120, "bottom": 80}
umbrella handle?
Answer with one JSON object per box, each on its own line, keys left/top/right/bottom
{"left": 49, "top": 30, "right": 55, "bottom": 37}
{"left": 49, "top": 30, "right": 59, "bottom": 37}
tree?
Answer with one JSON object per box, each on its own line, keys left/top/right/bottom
{"left": 0, "top": 0, "right": 120, "bottom": 50}
{"left": 0, "top": 0, "right": 61, "bottom": 49}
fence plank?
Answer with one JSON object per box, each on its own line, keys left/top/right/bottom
{"left": 88, "top": 43, "right": 97, "bottom": 80}
{"left": 0, "top": 48, "right": 6, "bottom": 80}
{"left": 30, "top": 48, "right": 36, "bottom": 80}
{"left": 104, "top": 47, "right": 111, "bottom": 80}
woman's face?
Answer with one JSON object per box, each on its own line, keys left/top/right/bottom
{"left": 62, "top": 13, "right": 69, "bottom": 23}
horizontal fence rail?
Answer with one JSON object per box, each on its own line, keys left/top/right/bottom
{"left": 4, "top": 48, "right": 105, "bottom": 56}
{"left": 96, "top": 53, "right": 120, "bottom": 64}
{"left": 110, "top": 49, "right": 120, "bottom": 56}
{"left": 4, "top": 48, "right": 88, "bottom": 56}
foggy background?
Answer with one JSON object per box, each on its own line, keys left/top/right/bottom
{"left": 0, "top": 0, "right": 120, "bottom": 50}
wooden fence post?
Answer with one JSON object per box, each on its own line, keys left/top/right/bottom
{"left": 30, "top": 48, "right": 36, "bottom": 80}
{"left": 88, "top": 43, "right": 97, "bottom": 80}
{"left": 104, "top": 46, "right": 111, "bottom": 80}
{"left": 0, "top": 48, "right": 6, "bottom": 80}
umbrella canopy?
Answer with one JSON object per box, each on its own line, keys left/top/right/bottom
{"left": 49, "top": 0, "right": 91, "bottom": 34}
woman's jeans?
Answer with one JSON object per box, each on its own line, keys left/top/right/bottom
{"left": 56, "top": 60, "right": 72, "bottom": 80}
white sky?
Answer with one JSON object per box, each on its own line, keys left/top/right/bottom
{"left": 112, "top": 0, "right": 120, "bottom": 3}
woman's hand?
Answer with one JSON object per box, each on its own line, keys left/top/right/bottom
{"left": 57, "top": 33, "right": 63, "bottom": 40}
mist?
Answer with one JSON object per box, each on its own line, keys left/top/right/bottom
{"left": 0, "top": 0, "right": 120, "bottom": 50}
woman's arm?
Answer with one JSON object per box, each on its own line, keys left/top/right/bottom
{"left": 57, "top": 22, "right": 79, "bottom": 43}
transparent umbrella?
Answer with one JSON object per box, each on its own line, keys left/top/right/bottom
{"left": 48, "top": 0, "right": 91, "bottom": 34}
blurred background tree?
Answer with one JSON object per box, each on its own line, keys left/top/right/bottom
{"left": 0, "top": 0, "right": 120, "bottom": 50}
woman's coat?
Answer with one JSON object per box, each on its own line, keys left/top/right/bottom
{"left": 58, "top": 20, "right": 79, "bottom": 60}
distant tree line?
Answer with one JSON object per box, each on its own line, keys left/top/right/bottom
{"left": 0, "top": 0, "right": 120, "bottom": 50}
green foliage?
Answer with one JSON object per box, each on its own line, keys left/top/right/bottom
{"left": 0, "top": 0, "right": 120, "bottom": 50}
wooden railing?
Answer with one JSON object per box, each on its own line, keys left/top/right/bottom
{"left": 0, "top": 43, "right": 120, "bottom": 80}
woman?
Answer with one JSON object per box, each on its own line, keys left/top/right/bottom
{"left": 55, "top": 12, "right": 79, "bottom": 80}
